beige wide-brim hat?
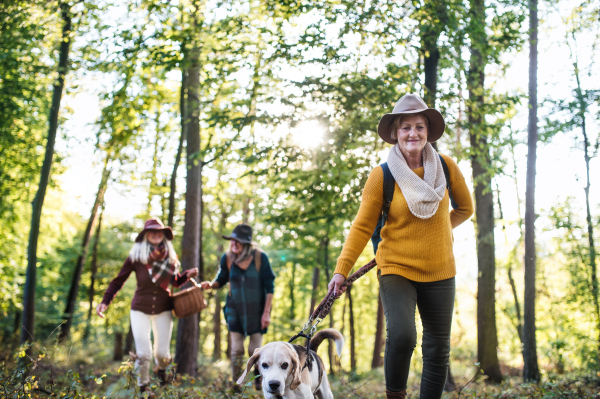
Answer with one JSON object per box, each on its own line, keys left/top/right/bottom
{"left": 377, "top": 94, "right": 446, "bottom": 144}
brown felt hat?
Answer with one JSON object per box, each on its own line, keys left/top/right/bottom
{"left": 135, "top": 217, "right": 174, "bottom": 242}
{"left": 222, "top": 223, "right": 253, "bottom": 244}
{"left": 377, "top": 94, "right": 446, "bottom": 144}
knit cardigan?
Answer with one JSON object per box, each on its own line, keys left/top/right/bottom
{"left": 334, "top": 154, "right": 474, "bottom": 282}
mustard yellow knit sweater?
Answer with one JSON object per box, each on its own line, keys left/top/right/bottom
{"left": 334, "top": 154, "right": 474, "bottom": 282}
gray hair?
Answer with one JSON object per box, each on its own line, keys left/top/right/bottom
{"left": 227, "top": 241, "right": 259, "bottom": 264}
{"left": 129, "top": 234, "right": 179, "bottom": 265}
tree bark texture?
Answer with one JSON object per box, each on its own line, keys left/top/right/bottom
{"left": 212, "top": 291, "right": 222, "bottom": 361}
{"left": 175, "top": 42, "right": 202, "bottom": 376}
{"left": 125, "top": 323, "right": 134, "bottom": 354}
{"left": 289, "top": 262, "right": 295, "bottom": 321}
{"left": 420, "top": 0, "right": 447, "bottom": 109}
{"left": 168, "top": 70, "right": 187, "bottom": 228}
{"left": 347, "top": 285, "right": 356, "bottom": 371}
{"left": 60, "top": 160, "right": 111, "bottom": 341}
{"left": 523, "top": 0, "right": 541, "bottom": 382}
{"left": 84, "top": 205, "right": 104, "bottom": 342}
{"left": 507, "top": 264, "right": 523, "bottom": 344}
{"left": 570, "top": 37, "right": 600, "bottom": 368}
{"left": 468, "top": 0, "right": 502, "bottom": 383}
{"left": 371, "top": 292, "right": 385, "bottom": 369}
{"left": 321, "top": 236, "right": 335, "bottom": 375}
{"left": 21, "top": 1, "right": 72, "bottom": 346}
{"left": 113, "top": 331, "right": 123, "bottom": 361}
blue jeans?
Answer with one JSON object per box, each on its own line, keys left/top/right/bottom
{"left": 380, "top": 274, "right": 455, "bottom": 398}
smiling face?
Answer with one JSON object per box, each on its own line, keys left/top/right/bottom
{"left": 395, "top": 114, "right": 429, "bottom": 159}
{"left": 230, "top": 239, "right": 243, "bottom": 255}
{"left": 146, "top": 230, "right": 165, "bottom": 245}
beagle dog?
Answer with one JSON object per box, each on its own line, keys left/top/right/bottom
{"left": 237, "top": 328, "right": 344, "bottom": 399}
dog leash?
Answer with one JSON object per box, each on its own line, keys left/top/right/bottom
{"left": 289, "top": 258, "right": 378, "bottom": 370}
{"left": 310, "top": 257, "right": 377, "bottom": 322}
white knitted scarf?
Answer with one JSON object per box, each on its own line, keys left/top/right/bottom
{"left": 387, "top": 142, "right": 446, "bottom": 219}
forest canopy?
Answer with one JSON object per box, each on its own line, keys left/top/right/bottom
{"left": 0, "top": 0, "right": 599, "bottom": 397}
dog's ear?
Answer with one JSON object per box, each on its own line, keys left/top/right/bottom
{"left": 236, "top": 347, "right": 262, "bottom": 385}
{"left": 288, "top": 347, "right": 302, "bottom": 390}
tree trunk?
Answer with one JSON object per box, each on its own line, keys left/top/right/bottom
{"left": 60, "top": 159, "right": 111, "bottom": 341}
{"left": 242, "top": 196, "right": 251, "bottom": 224}
{"left": 347, "top": 285, "right": 356, "bottom": 371}
{"left": 497, "top": 182, "right": 524, "bottom": 344}
{"left": 214, "top": 211, "right": 227, "bottom": 361}
{"left": 147, "top": 112, "right": 161, "bottom": 216}
{"left": 213, "top": 291, "right": 222, "bottom": 361}
{"left": 570, "top": 35, "right": 600, "bottom": 369}
{"left": 84, "top": 204, "right": 104, "bottom": 342}
{"left": 168, "top": 70, "right": 187, "bottom": 228}
{"left": 468, "top": 0, "right": 502, "bottom": 383}
{"left": 13, "top": 312, "right": 21, "bottom": 335}
{"left": 125, "top": 324, "right": 134, "bottom": 353}
{"left": 309, "top": 267, "right": 320, "bottom": 317}
{"left": 321, "top": 236, "right": 336, "bottom": 375}
{"left": 508, "top": 264, "right": 523, "bottom": 343}
{"left": 175, "top": 41, "right": 202, "bottom": 376}
{"left": 523, "top": 0, "right": 541, "bottom": 382}
{"left": 226, "top": 330, "right": 231, "bottom": 360}
{"left": 421, "top": 0, "right": 447, "bottom": 108}
{"left": 113, "top": 331, "right": 123, "bottom": 361}
{"left": 21, "top": 1, "right": 72, "bottom": 346}
{"left": 371, "top": 292, "right": 384, "bottom": 369}
{"left": 289, "top": 262, "right": 295, "bottom": 321}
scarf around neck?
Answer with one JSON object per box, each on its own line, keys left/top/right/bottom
{"left": 386, "top": 142, "right": 446, "bottom": 219}
{"left": 147, "top": 243, "right": 178, "bottom": 290}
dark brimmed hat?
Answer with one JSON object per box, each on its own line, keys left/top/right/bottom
{"left": 377, "top": 94, "right": 446, "bottom": 144}
{"left": 135, "top": 218, "right": 174, "bottom": 242}
{"left": 222, "top": 224, "right": 253, "bottom": 244}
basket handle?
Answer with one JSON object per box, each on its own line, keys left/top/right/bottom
{"left": 189, "top": 278, "right": 200, "bottom": 288}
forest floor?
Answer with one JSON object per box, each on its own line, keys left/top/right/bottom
{"left": 2, "top": 342, "right": 600, "bottom": 398}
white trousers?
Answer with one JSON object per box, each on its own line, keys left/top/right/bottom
{"left": 230, "top": 332, "right": 263, "bottom": 358}
{"left": 130, "top": 309, "right": 173, "bottom": 386}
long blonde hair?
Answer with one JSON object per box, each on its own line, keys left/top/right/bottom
{"left": 129, "top": 234, "right": 179, "bottom": 265}
{"left": 227, "top": 241, "right": 258, "bottom": 264}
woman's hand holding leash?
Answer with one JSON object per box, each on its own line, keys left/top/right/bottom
{"left": 328, "top": 274, "right": 347, "bottom": 297}
{"left": 96, "top": 303, "right": 108, "bottom": 318}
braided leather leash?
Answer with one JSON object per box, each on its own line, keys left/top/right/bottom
{"left": 289, "top": 258, "right": 377, "bottom": 373}
{"left": 310, "top": 257, "right": 377, "bottom": 322}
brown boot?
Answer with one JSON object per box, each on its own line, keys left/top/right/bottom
{"left": 386, "top": 389, "right": 407, "bottom": 399}
{"left": 156, "top": 369, "right": 167, "bottom": 387}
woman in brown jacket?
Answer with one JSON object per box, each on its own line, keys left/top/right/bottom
{"left": 96, "top": 218, "right": 198, "bottom": 393}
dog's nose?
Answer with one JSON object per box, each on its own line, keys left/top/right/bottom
{"left": 268, "top": 381, "right": 281, "bottom": 391}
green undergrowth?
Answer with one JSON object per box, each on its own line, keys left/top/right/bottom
{"left": 1, "top": 342, "right": 599, "bottom": 398}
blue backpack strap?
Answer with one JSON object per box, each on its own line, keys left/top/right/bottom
{"left": 438, "top": 154, "right": 458, "bottom": 210}
{"left": 371, "top": 163, "right": 395, "bottom": 254}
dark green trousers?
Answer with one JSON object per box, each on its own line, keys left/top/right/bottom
{"left": 380, "top": 274, "right": 455, "bottom": 398}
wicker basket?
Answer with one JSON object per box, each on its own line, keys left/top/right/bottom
{"left": 172, "top": 278, "right": 207, "bottom": 318}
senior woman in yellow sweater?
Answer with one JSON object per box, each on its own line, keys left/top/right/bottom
{"left": 328, "top": 94, "right": 474, "bottom": 399}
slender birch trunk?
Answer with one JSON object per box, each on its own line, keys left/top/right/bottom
{"left": 60, "top": 159, "right": 111, "bottom": 341}
{"left": 468, "top": 0, "right": 502, "bottom": 383}
{"left": 21, "top": 1, "right": 72, "bottom": 346}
